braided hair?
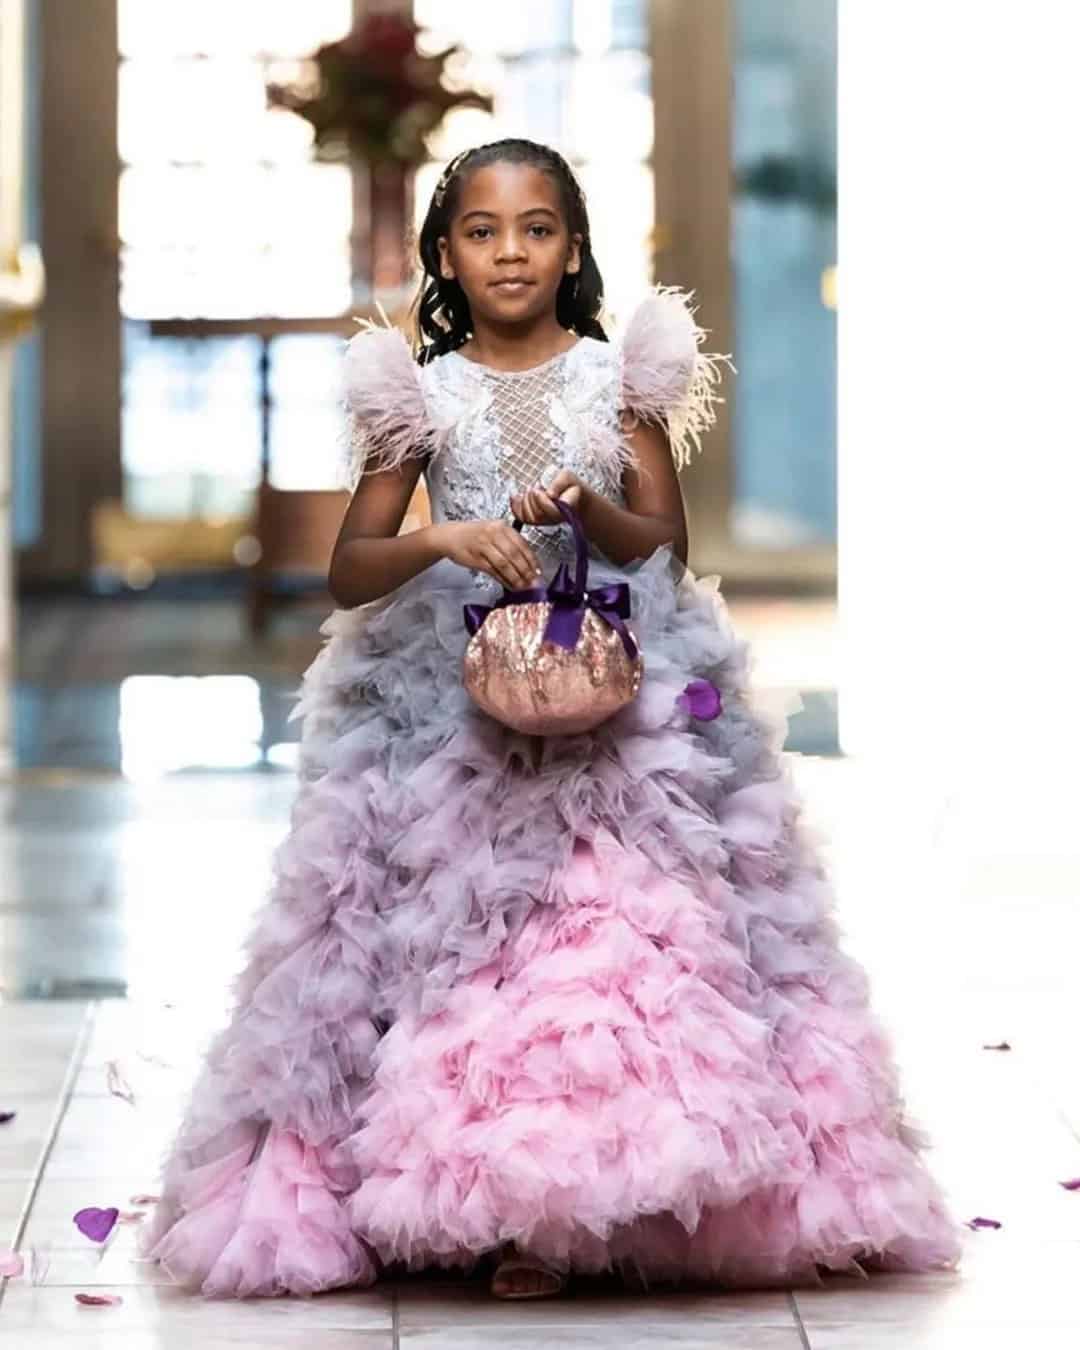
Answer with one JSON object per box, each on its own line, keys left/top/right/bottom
{"left": 413, "top": 138, "right": 608, "bottom": 365}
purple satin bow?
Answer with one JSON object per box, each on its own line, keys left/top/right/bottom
{"left": 463, "top": 498, "right": 639, "bottom": 660}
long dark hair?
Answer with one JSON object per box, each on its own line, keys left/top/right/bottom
{"left": 413, "top": 138, "right": 607, "bottom": 365}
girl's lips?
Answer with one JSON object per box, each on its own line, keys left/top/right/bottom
{"left": 491, "top": 279, "right": 534, "bottom": 291}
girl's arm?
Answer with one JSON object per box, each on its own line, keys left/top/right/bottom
{"left": 328, "top": 457, "right": 445, "bottom": 608}
{"left": 510, "top": 415, "right": 688, "bottom": 569}
{"left": 336, "top": 324, "right": 544, "bottom": 606}
{"left": 579, "top": 415, "right": 688, "bottom": 567}
{"left": 329, "top": 458, "right": 544, "bottom": 608}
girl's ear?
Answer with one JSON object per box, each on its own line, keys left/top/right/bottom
{"left": 566, "top": 232, "right": 583, "bottom": 276}
{"left": 437, "top": 236, "right": 456, "bottom": 281}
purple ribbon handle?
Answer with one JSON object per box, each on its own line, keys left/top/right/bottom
{"left": 463, "top": 498, "right": 639, "bottom": 660}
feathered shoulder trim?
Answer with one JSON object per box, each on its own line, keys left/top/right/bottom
{"left": 618, "top": 286, "right": 735, "bottom": 470}
{"left": 341, "top": 315, "right": 443, "bottom": 487}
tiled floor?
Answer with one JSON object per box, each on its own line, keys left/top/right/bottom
{"left": 3, "top": 590, "right": 1079, "bottom": 1344}
{"left": 2, "top": 755, "right": 1079, "bottom": 1346}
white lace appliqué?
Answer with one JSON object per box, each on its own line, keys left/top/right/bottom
{"left": 421, "top": 339, "right": 626, "bottom": 581}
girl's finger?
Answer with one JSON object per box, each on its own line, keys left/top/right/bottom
{"left": 484, "top": 543, "right": 532, "bottom": 590}
{"left": 501, "top": 530, "right": 541, "bottom": 580}
{"left": 515, "top": 542, "right": 542, "bottom": 578}
{"left": 488, "top": 562, "right": 519, "bottom": 590}
{"left": 513, "top": 491, "right": 534, "bottom": 526}
{"left": 529, "top": 487, "right": 560, "bottom": 523}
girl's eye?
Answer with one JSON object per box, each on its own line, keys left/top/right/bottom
{"left": 464, "top": 225, "right": 553, "bottom": 241}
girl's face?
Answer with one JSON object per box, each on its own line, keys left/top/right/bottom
{"left": 437, "top": 162, "right": 582, "bottom": 328}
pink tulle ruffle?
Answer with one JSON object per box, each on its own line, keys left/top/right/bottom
{"left": 147, "top": 1124, "right": 373, "bottom": 1297}
{"left": 341, "top": 832, "right": 963, "bottom": 1283}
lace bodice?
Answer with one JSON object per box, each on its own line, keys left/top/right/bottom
{"left": 419, "top": 339, "right": 626, "bottom": 572}
{"left": 342, "top": 287, "right": 727, "bottom": 583}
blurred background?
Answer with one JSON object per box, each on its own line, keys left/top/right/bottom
{"left": 6, "top": 10, "right": 1080, "bottom": 1338}
{"left": 0, "top": 0, "right": 838, "bottom": 997}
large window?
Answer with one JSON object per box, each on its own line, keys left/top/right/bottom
{"left": 118, "top": 1, "right": 353, "bottom": 319}
{"left": 117, "top": 1, "right": 353, "bottom": 520}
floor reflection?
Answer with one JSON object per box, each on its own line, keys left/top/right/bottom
{"left": 13, "top": 592, "right": 839, "bottom": 776}
{"left": 0, "top": 773, "right": 295, "bottom": 1000}
{"left": 14, "top": 678, "right": 302, "bottom": 776}
{"left": 119, "top": 675, "right": 264, "bottom": 779}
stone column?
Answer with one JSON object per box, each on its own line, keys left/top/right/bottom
{"left": 1, "top": 0, "right": 45, "bottom": 774}
{"left": 17, "top": 0, "right": 119, "bottom": 583}
{"left": 650, "top": 0, "right": 735, "bottom": 578}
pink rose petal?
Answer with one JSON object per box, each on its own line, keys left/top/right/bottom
{"left": 118, "top": 1210, "right": 145, "bottom": 1223}
{"left": 0, "top": 1248, "right": 25, "bottom": 1279}
{"left": 74, "top": 1292, "right": 123, "bottom": 1306}
{"left": 965, "top": 1216, "right": 1002, "bottom": 1230}
{"left": 73, "top": 1207, "right": 119, "bottom": 1243}
{"left": 105, "top": 1060, "right": 135, "bottom": 1106}
{"left": 128, "top": 1193, "right": 160, "bottom": 1206}
{"left": 1059, "top": 1178, "right": 1080, "bottom": 1191}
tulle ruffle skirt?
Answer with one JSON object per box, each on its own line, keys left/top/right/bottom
{"left": 142, "top": 547, "right": 964, "bottom": 1296}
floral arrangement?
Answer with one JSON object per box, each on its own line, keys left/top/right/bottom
{"left": 266, "top": 14, "right": 491, "bottom": 166}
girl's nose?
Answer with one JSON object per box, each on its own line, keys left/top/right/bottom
{"left": 494, "top": 231, "right": 528, "bottom": 263}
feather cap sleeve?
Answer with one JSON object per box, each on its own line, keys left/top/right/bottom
{"left": 341, "top": 316, "right": 442, "bottom": 486}
{"left": 619, "top": 286, "right": 735, "bottom": 470}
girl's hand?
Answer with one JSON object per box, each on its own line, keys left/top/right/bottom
{"left": 509, "top": 470, "right": 589, "bottom": 526}
{"left": 435, "top": 519, "right": 542, "bottom": 591}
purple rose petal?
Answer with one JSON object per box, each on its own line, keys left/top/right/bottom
{"left": 73, "top": 1207, "right": 119, "bottom": 1244}
{"left": 1059, "top": 1178, "right": 1080, "bottom": 1191}
{"left": 676, "top": 679, "right": 723, "bottom": 721}
{"left": 965, "top": 1216, "right": 1002, "bottom": 1230}
{"left": 0, "top": 1111, "right": 15, "bottom": 1125}
{"left": 74, "top": 1292, "right": 123, "bottom": 1306}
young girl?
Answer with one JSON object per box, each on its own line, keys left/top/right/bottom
{"left": 144, "top": 138, "right": 964, "bottom": 1300}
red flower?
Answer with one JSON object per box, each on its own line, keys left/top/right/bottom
{"left": 350, "top": 15, "right": 420, "bottom": 64}
{"left": 266, "top": 16, "right": 491, "bottom": 166}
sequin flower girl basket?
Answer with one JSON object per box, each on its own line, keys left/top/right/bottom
{"left": 462, "top": 498, "right": 643, "bottom": 736}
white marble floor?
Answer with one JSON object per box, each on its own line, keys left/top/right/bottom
{"left": 2, "top": 756, "right": 1079, "bottom": 1347}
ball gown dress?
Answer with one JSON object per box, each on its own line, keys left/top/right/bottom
{"left": 142, "top": 289, "right": 964, "bottom": 1296}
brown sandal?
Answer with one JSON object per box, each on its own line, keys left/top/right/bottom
{"left": 490, "top": 1252, "right": 565, "bottom": 1300}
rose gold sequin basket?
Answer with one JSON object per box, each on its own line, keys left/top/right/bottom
{"left": 463, "top": 499, "right": 643, "bottom": 736}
